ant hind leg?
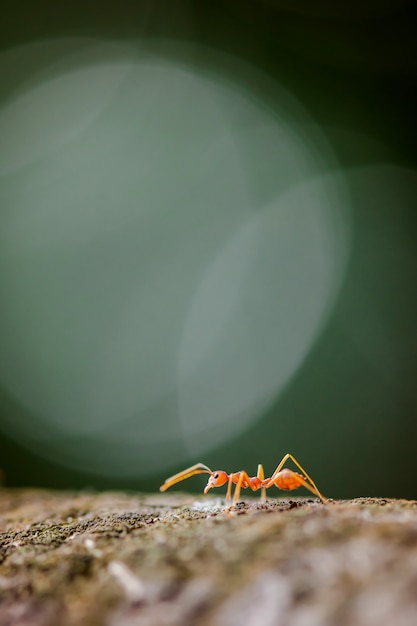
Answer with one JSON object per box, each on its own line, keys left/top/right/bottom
{"left": 268, "top": 453, "right": 327, "bottom": 502}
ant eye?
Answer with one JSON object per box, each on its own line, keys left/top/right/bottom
{"left": 213, "top": 473, "right": 219, "bottom": 479}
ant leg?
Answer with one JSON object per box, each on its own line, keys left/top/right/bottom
{"left": 267, "top": 453, "right": 327, "bottom": 502}
{"left": 232, "top": 471, "right": 249, "bottom": 505}
{"left": 226, "top": 473, "right": 234, "bottom": 506}
{"left": 160, "top": 463, "right": 212, "bottom": 492}
{"left": 268, "top": 453, "right": 292, "bottom": 481}
{"left": 284, "top": 454, "right": 327, "bottom": 501}
{"left": 233, "top": 468, "right": 269, "bottom": 505}
{"left": 295, "top": 477, "right": 327, "bottom": 501}
{"left": 257, "top": 464, "right": 266, "bottom": 502}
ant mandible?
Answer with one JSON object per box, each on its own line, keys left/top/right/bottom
{"left": 160, "top": 453, "right": 328, "bottom": 506}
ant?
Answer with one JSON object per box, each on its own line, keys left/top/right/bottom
{"left": 160, "top": 453, "right": 327, "bottom": 506}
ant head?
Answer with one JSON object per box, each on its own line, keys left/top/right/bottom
{"left": 204, "top": 470, "right": 228, "bottom": 493}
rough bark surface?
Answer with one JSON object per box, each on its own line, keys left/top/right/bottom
{"left": 0, "top": 489, "right": 417, "bottom": 626}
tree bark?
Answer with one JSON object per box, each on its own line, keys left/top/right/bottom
{"left": 0, "top": 489, "right": 416, "bottom": 625}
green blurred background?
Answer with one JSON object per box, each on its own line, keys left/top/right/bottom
{"left": 0, "top": 0, "right": 416, "bottom": 499}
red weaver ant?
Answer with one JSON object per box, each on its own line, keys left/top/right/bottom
{"left": 160, "top": 453, "right": 327, "bottom": 505}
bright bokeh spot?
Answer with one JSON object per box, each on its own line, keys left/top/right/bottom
{"left": 0, "top": 38, "right": 350, "bottom": 476}
{"left": 178, "top": 172, "right": 349, "bottom": 455}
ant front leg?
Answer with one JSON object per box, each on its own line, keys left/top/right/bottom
{"left": 225, "top": 474, "right": 234, "bottom": 506}
{"left": 232, "top": 471, "right": 250, "bottom": 505}
{"left": 232, "top": 469, "right": 266, "bottom": 505}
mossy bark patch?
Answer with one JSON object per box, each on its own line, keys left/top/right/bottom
{"left": 1, "top": 490, "right": 417, "bottom": 625}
